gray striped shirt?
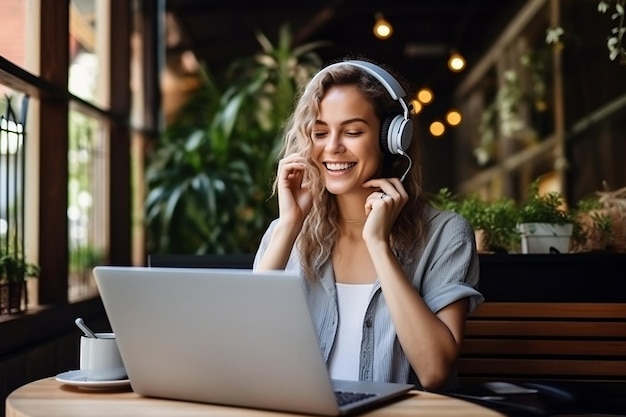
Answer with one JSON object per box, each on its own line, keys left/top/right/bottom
{"left": 253, "top": 205, "right": 484, "bottom": 391}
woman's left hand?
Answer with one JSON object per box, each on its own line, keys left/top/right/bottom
{"left": 361, "top": 178, "right": 408, "bottom": 244}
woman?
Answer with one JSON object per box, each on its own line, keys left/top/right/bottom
{"left": 253, "top": 57, "right": 483, "bottom": 392}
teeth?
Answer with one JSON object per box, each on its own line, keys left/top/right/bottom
{"left": 326, "top": 162, "right": 355, "bottom": 171}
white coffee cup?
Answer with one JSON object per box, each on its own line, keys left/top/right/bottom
{"left": 79, "top": 332, "right": 127, "bottom": 381}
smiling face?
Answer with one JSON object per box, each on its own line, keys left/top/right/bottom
{"left": 311, "top": 85, "right": 384, "bottom": 196}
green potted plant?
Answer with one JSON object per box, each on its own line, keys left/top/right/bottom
{"left": 478, "top": 197, "right": 520, "bottom": 254}
{"left": 570, "top": 196, "right": 614, "bottom": 252}
{"left": 430, "top": 189, "right": 519, "bottom": 253}
{"left": 0, "top": 253, "right": 39, "bottom": 314}
{"left": 570, "top": 183, "right": 626, "bottom": 253}
{"left": 516, "top": 181, "right": 576, "bottom": 254}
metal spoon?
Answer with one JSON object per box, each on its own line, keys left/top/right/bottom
{"left": 75, "top": 317, "right": 98, "bottom": 338}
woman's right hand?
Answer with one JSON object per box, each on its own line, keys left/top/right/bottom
{"left": 257, "top": 154, "right": 313, "bottom": 271}
{"left": 276, "top": 154, "right": 313, "bottom": 226}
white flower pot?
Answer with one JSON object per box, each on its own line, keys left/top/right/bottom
{"left": 517, "top": 223, "right": 573, "bottom": 254}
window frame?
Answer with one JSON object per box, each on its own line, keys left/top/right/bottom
{"left": 0, "top": 0, "right": 161, "bottom": 354}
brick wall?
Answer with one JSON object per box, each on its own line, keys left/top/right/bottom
{"left": 0, "top": 0, "right": 26, "bottom": 63}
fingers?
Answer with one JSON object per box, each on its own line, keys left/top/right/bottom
{"left": 362, "top": 178, "right": 409, "bottom": 226}
{"left": 276, "top": 155, "right": 314, "bottom": 225}
{"left": 278, "top": 155, "right": 308, "bottom": 184}
{"left": 362, "top": 178, "right": 407, "bottom": 244}
{"left": 363, "top": 177, "right": 408, "bottom": 202}
{"left": 278, "top": 154, "right": 307, "bottom": 172}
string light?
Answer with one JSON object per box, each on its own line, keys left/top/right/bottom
{"left": 448, "top": 51, "right": 466, "bottom": 72}
{"left": 373, "top": 13, "right": 393, "bottom": 40}
{"left": 416, "top": 88, "right": 433, "bottom": 104}
{"left": 446, "top": 110, "right": 462, "bottom": 126}
{"left": 430, "top": 121, "right": 445, "bottom": 137}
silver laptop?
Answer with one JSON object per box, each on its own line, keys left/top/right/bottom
{"left": 92, "top": 266, "right": 414, "bottom": 416}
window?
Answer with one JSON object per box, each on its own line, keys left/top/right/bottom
{"left": 0, "top": 0, "right": 155, "bottom": 316}
{"left": 68, "top": 0, "right": 110, "bottom": 300}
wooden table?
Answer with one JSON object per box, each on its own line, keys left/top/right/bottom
{"left": 6, "top": 377, "right": 505, "bottom": 417}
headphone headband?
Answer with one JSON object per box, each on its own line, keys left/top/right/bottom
{"left": 308, "top": 60, "right": 411, "bottom": 120}
{"left": 324, "top": 60, "right": 406, "bottom": 99}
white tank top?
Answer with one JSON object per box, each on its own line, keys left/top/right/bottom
{"left": 328, "top": 282, "right": 374, "bottom": 381}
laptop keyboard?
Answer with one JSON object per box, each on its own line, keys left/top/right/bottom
{"left": 335, "top": 390, "right": 376, "bottom": 406}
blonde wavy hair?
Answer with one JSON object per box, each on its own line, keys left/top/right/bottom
{"left": 274, "top": 58, "right": 429, "bottom": 282}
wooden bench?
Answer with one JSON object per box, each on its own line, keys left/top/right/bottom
{"left": 458, "top": 302, "right": 626, "bottom": 385}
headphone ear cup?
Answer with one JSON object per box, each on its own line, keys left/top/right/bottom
{"left": 379, "top": 115, "right": 395, "bottom": 155}
{"left": 381, "top": 115, "right": 413, "bottom": 155}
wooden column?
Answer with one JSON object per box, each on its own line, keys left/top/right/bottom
{"left": 38, "top": 0, "right": 69, "bottom": 304}
{"left": 550, "top": 0, "right": 567, "bottom": 196}
{"left": 108, "top": 0, "right": 132, "bottom": 266}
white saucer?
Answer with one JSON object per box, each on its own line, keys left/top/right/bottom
{"left": 55, "top": 370, "right": 131, "bottom": 390}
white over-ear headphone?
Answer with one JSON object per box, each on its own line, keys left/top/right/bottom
{"left": 308, "top": 60, "right": 414, "bottom": 156}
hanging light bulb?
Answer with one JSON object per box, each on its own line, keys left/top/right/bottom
{"left": 448, "top": 51, "right": 466, "bottom": 72}
{"left": 416, "top": 88, "right": 434, "bottom": 104}
{"left": 446, "top": 109, "right": 462, "bottom": 126}
{"left": 429, "top": 121, "right": 445, "bottom": 137}
{"left": 373, "top": 13, "right": 393, "bottom": 40}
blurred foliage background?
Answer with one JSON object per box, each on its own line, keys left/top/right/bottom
{"left": 145, "top": 25, "right": 327, "bottom": 254}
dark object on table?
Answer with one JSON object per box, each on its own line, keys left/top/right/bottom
{"left": 448, "top": 380, "right": 626, "bottom": 416}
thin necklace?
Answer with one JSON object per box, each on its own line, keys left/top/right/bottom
{"left": 344, "top": 219, "right": 365, "bottom": 224}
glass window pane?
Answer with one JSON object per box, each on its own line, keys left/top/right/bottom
{"left": 68, "top": 108, "right": 108, "bottom": 301}
{"left": 0, "top": 96, "right": 27, "bottom": 262}
{"left": 69, "top": 0, "right": 109, "bottom": 107}
{"left": 0, "top": 92, "right": 39, "bottom": 312}
{"left": 0, "top": 0, "right": 39, "bottom": 76}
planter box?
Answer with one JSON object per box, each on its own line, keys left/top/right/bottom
{"left": 478, "top": 253, "right": 626, "bottom": 302}
{"left": 518, "top": 222, "right": 573, "bottom": 254}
